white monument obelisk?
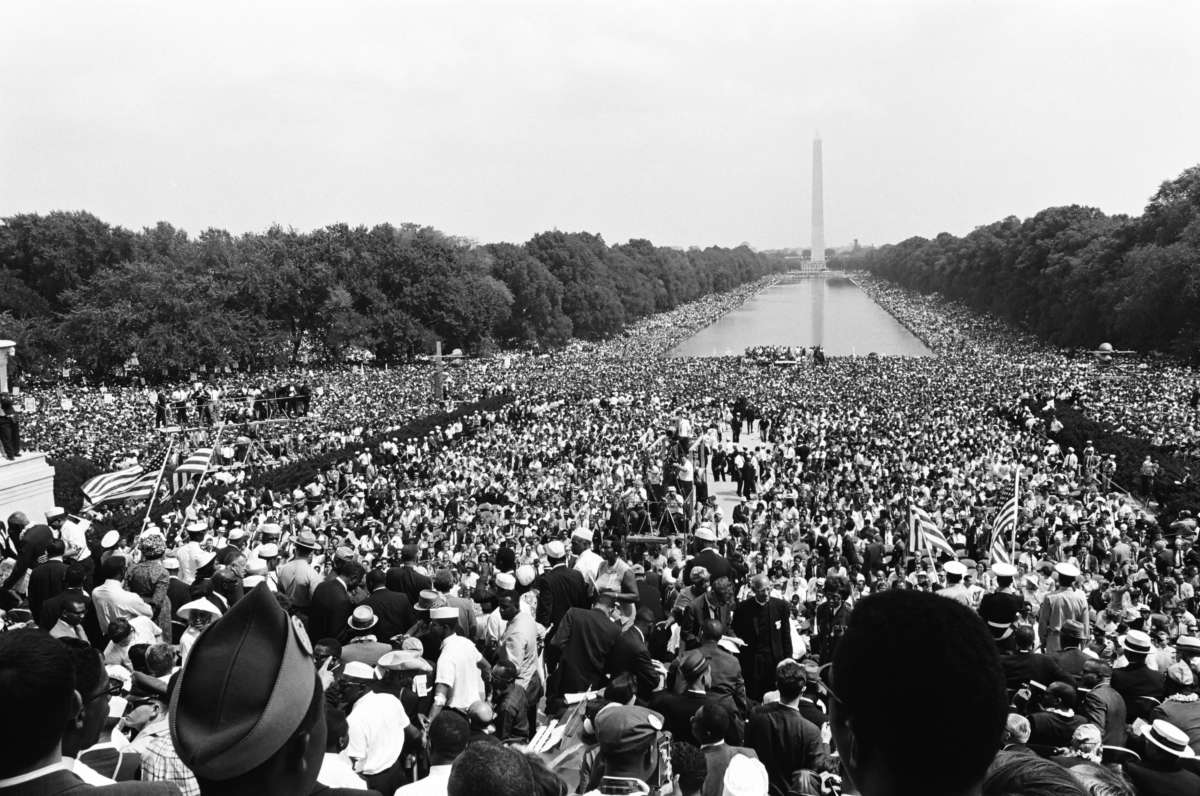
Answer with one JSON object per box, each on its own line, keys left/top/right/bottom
{"left": 811, "top": 135, "right": 826, "bottom": 269}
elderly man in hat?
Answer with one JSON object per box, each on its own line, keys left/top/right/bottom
{"left": 1038, "top": 562, "right": 1089, "bottom": 654}
{"left": 651, "top": 649, "right": 740, "bottom": 747}
{"left": 340, "top": 606, "right": 391, "bottom": 666}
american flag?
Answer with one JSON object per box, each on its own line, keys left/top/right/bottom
{"left": 989, "top": 475, "right": 1020, "bottom": 564}
{"left": 81, "top": 466, "right": 144, "bottom": 507}
{"left": 108, "top": 449, "right": 171, "bottom": 504}
{"left": 909, "top": 503, "right": 957, "bottom": 559}
{"left": 171, "top": 447, "right": 214, "bottom": 494}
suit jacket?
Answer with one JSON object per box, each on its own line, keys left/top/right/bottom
{"left": 687, "top": 641, "right": 749, "bottom": 717}
{"left": 533, "top": 564, "right": 590, "bottom": 629}
{"left": 1124, "top": 761, "right": 1200, "bottom": 796}
{"left": 1049, "top": 647, "right": 1089, "bottom": 683}
{"left": 636, "top": 578, "right": 666, "bottom": 623}
{"left": 308, "top": 579, "right": 354, "bottom": 643}
{"left": 702, "top": 744, "right": 758, "bottom": 796}
{"left": 546, "top": 606, "right": 620, "bottom": 698}
{"left": 745, "top": 703, "right": 832, "bottom": 796}
{"left": 731, "top": 597, "right": 793, "bottom": 667}
{"left": 606, "top": 625, "right": 660, "bottom": 699}
{"left": 39, "top": 588, "right": 102, "bottom": 647}
{"left": 1028, "top": 710, "right": 1088, "bottom": 748}
{"left": 1000, "top": 651, "right": 1071, "bottom": 691}
{"left": 1112, "top": 662, "right": 1165, "bottom": 722}
{"left": 384, "top": 565, "right": 431, "bottom": 606}
{"left": 0, "top": 767, "right": 179, "bottom": 795}
{"left": 649, "top": 690, "right": 742, "bottom": 747}
{"left": 683, "top": 548, "right": 733, "bottom": 586}
{"left": 2, "top": 523, "right": 55, "bottom": 591}
{"left": 362, "top": 588, "right": 415, "bottom": 642}
{"left": 1080, "top": 682, "right": 1127, "bottom": 746}
{"left": 1152, "top": 698, "right": 1200, "bottom": 754}
{"left": 28, "top": 559, "right": 69, "bottom": 620}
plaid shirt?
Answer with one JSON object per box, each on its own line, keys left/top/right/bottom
{"left": 141, "top": 734, "right": 199, "bottom": 796}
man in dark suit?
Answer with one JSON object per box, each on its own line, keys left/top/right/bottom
{"left": 308, "top": 562, "right": 364, "bottom": 644}
{"left": 682, "top": 528, "right": 733, "bottom": 586}
{"left": 606, "top": 608, "right": 662, "bottom": 701}
{"left": 383, "top": 545, "right": 431, "bottom": 606}
{"left": 677, "top": 620, "right": 749, "bottom": 718}
{"left": 360, "top": 568, "right": 414, "bottom": 642}
{"left": 1049, "top": 620, "right": 1089, "bottom": 683}
{"left": 165, "top": 558, "right": 191, "bottom": 644}
{"left": 693, "top": 702, "right": 758, "bottom": 796}
{"left": 1, "top": 510, "right": 58, "bottom": 594}
{"left": 0, "top": 630, "right": 180, "bottom": 795}
{"left": 532, "top": 540, "right": 589, "bottom": 632}
{"left": 861, "top": 530, "right": 886, "bottom": 575}
{"left": 28, "top": 538, "right": 69, "bottom": 622}
{"left": 1111, "top": 629, "right": 1166, "bottom": 722}
{"left": 1079, "top": 660, "right": 1127, "bottom": 746}
{"left": 544, "top": 591, "right": 621, "bottom": 716}
{"left": 38, "top": 563, "right": 103, "bottom": 648}
{"left": 1027, "top": 682, "right": 1088, "bottom": 748}
{"left": 634, "top": 565, "right": 666, "bottom": 623}
{"left": 1000, "top": 625, "right": 1071, "bottom": 692}
{"left": 650, "top": 650, "right": 741, "bottom": 747}
{"left": 731, "top": 575, "right": 793, "bottom": 701}
{"left": 745, "top": 660, "right": 832, "bottom": 796}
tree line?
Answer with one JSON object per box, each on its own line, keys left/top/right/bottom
{"left": 0, "top": 216, "right": 786, "bottom": 379}
{"left": 833, "top": 164, "right": 1200, "bottom": 358}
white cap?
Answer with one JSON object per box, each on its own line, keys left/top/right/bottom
{"left": 228, "top": 528, "right": 246, "bottom": 541}
{"left": 694, "top": 527, "right": 717, "bottom": 543}
{"left": 545, "top": 540, "right": 567, "bottom": 559}
{"left": 186, "top": 521, "right": 208, "bottom": 534}
{"left": 342, "top": 661, "right": 378, "bottom": 681}
{"left": 944, "top": 561, "right": 968, "bottom": 577}
{"left": 723, "top": 754, "right": 769, "bottom": 796}
{"left": 100, "top": 530, "right": 121, "bottom": 550}
{"left": 991, "top": 562, "right": 1018, "bottom": 578}
{"left": 495, "top": 572, "right": 517, "bottom": 591}
{"left": 257, "top": 543, "right": 279, "bottom": 559}
{"left": 163, "top": 556, "right": 180, "bottom": 571}
{"left": 516, "top": 564, "right": 536, "bottom": 587}
{"left": 46, "top": 507, "right": 66, "bottom": 520}
{"left": 1055, "top": 562, "right": 1081, "bottom": 579}
{"left": 571, "top": 528, "right": 594, "bottom": 542}
{"left": 431, "top": 606, "right": 459, "bottom": 621}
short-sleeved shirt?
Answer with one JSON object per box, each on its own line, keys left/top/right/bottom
{"left": 346, "top": 691, "right": 410, "bottom": 775}
{"left": 436, "top": 634, "right": 486, "bottom": 710}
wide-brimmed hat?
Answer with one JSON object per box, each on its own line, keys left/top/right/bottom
{"left": 177, "top": 598, "right": 222, "bottom": 621}
{"left": 1175, "top": 636, "right": 1200, "bottom": 656}
{"left": 376, "top": 650, "right": 432, "bottom": 674}
{"left": 347, "top": 605, "right": 378, "bottom": 632}
{"left": 257, "top": 543, "right": 279, "bottom": 560}
{"left": 416, "top": 590, "right": 444, "bottom": 612}
{"left": 1141, "top": 719, "right": 1196, "bottom": 758}
{"left": 1121, "top": 629, "right": 1152, "bottom": 655}
{"left": 292, "top": 530, "right": 320, "bottom": 551}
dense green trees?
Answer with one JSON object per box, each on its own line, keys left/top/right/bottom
{"left": 0, "top": 213, "right": 785, "bottom": 379}
{"left": 837, "top": 164, "right": 1200, "bottom": 358}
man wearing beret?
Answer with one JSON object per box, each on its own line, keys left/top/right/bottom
{"left": 170, "top": 583, "right": 378, "bottom": 796}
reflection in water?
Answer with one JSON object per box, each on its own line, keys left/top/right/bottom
{"left": 668, "top": 273, "right": 931, "bottom": 358}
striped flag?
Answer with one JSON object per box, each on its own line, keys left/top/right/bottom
{"left": 909, "top": 503, "right": 957, "bottom": 559}
{"left": 989, "top": 471, "right": 1021, "bottom": 564}
{"left": 81, "top": 466, "right": 144, "bottom": 507}
{"left": 171, "top": 447, "right": 214, "bottom": 493}
{"left": 106, "top": 449, "right": 170, "bottom": 503}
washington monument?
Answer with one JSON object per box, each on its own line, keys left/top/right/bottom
{"left": 811, "top": 135, "right": 826, "bottom": 269}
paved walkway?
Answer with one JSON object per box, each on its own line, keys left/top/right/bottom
{"left": 708, "top": 426, "right": 772, "bottom": 532}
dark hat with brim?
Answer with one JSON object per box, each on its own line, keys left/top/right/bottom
{"left": 171, "top": 583, "right": 317, "bottom": 780}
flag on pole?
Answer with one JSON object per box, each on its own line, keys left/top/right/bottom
{"left": 81, "top": 466, "right": 143, "bottom": 507}
{"left": 106, "top": 449, "right": 170, "bottom": 503}
{"left": 909, "top": 503, "right": 956, "bottom": 559}
{"left": 989, "top": 496, "right": 1018, "bottom": 564}
{"left": 171, "top": 447, "right": 214, "bottom": 493}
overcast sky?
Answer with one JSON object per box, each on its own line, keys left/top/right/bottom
{"left": 2, "top": 1, "right": 1196, "bottom": 250}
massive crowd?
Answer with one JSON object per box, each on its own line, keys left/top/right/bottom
{"left": 3, "top": 272, "right": 1200, "bottom": 796}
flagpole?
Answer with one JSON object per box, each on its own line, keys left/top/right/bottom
{"left": 186, "top": 422, "right": 226, "bottom": 512}
{"left": 1009, "top": 466, "right": 1020, "bottom": 561}
{"left": 139, "top": 436, "right": 176, "bottom": 536}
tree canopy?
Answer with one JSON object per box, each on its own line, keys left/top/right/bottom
{"left": 0, "top": 214, "right": 785, "bottom": 379}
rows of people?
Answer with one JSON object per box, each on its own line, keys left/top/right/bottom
{"left": 3, "top": 271, "right": 1200, "bottom": 795}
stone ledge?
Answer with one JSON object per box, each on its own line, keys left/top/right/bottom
{"left": 0, "top": 451, "right": 57, "bottom": 523}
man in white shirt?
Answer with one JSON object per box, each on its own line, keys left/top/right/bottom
{"left": 428, "top": 607, "right": 489, "bottom": 723}
{"left": 571, "top": 529, "right": 602, "bottom": 588}
{"left": 346, "top": 666, "right": 419, "bottom": 796}
{"left": 90, "top": 556, "right": 153, "bottom": 635}
{"left": 318, "top": 706, "right": 368, "bottom": 791}
{"left": 174, "top": 523, "right": 210, "bottom": 585}
{"left": 394, "top": 710, "right": 470, "bottom": 796}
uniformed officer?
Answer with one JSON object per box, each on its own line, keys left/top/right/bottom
{"left": 938, "top": 561, "right": 972, "bottom": 607}
{"left": 1039, "top": 562, "right": 1089, "bottom": 654}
